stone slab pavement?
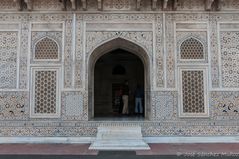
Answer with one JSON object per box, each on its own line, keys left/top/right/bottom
{"left": 0, "top": 144, "right": 238, "bottom": 159}
{"left": 0, "top": 152, "right": 239, "bottom": 159}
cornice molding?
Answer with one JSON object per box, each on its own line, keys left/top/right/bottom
{"left": 12, "top": 0, "right": 227, "bottom": 12}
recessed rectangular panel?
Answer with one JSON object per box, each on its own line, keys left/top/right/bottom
{"left": 31, "top": 23, "right": 63, "bottom": 31}
{"left": 65, "top": 95, "right": 83, "bottom": 116}
{"left": 176, "top": 23, "right": 207, "bottom": 30}
{"left": 182, "top": 70, "right": 205, "bottom": 113}
{"left": 220, "top": 23, "right": 239, "bottom": 30}
{"left": 86, "top": 23, "right": 152, "bottom": 31}
{"left": 34, "top": 70, "right": 57, "bottom": 114}
{"left": 220, "top": 31, "right": 239, "bottom": 88}
{"left": 31, "top": 68, "right": 60, "bottom": 118}
{"left": 0, "top": 31, "right": 18, "bottom": 89}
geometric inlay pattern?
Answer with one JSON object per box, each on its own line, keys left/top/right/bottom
{"left": 34, "top": 70, "right": 57, "bottom": 114}
{"left": 165, "top": 14, "right": 175, "bottom": 88}
{"left": 211, "top": 91, "right": 239, "bottom": 120}
{"left": 154, "top": 94, "right": 176, "bottom": 120}
{"left": 180, "top": 38, "right": 204, "bottom": 59}
{"left": 86, "top": 31, "right": 153, "bottom": 57}
{"left": 0, "top": 92, "right": 28, "bottom": 120}
{"left": 155, "top": 15, "right": 164, "bottom": 87}
{"left": 62, "top": 91, "right": 88, "bottom": 121}
{"left": 0, "top": 32, "right": 18, "bottom": 89}
{"left": 177, "top": 0, "right": 205, "bottom": 11}
{"left": 182, "top": 70, "right": 205, "bottom": 113}
{"left": 33, "top": 0, "right": 63, "bottom": 10}
{"left": 64, "top": 20, "right": 73, "bottom": 88}
{"left": 19, "top": 22, "right": 30, "bottom": 89}
{"left": 220, "top": 31, "right": 239, "bottom": 88}
{"left": 104, "top": 0, "right": 131, "bottom": 10}
{"left": 0, "top": 0, "right": 16, "bottom": 10}
{"left": 65, "top": 95, "right": 83, "bottom": 116}
{"left": 35, "top": 37, "right": 58, "bottom": 60}
{"left": 75, "top": 16, "right": 83, "bottom": 88}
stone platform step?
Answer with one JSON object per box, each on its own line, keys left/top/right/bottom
{"left": 89, "top": 126, "right": 150, "bottom": 150}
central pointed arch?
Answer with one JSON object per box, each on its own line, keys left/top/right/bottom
{"left": 88, "top": 38, "right": 151, "bottom": 120}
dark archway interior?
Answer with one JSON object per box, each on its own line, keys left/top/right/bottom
{"left": 94, "top": 49, "right": 144, "bottom": 117}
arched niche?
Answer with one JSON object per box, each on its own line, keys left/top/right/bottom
{"left": 179, "top": 37, "right": 205, "bottom": 60}
{"left": 87, "top": 38, "right": 152, "bottom": 120}
{"left": 34, "top": 36, "right": 59, "bottom": 60}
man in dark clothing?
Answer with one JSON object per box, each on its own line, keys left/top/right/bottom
{"left": 118, "top": 86, "right": 123, "bottom": 114}
{"left": 134, "top": 84, "right": 144, "bottom": 115}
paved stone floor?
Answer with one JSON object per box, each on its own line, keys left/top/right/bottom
{"left": 0, "top": 152, "right": 239, "bottom": 159}
{"left": 0, "top": 144, "right": 238, "bottom": 159}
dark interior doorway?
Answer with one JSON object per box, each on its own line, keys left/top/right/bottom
{"left": 94, "top": 49, "right": 145, "bottom": 118}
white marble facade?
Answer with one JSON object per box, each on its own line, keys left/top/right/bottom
{"left": 0, "top": 0, "right": 239, "bottom": 139}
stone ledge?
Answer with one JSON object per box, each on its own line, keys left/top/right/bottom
{"left": 89, "top": 139, "right": 150, "bottom": 150}
{"left": 89, "top": 126, "right": 150, "bottom": 150}
{"left": 144, "top": 136, "right": 239, "bottom": 143}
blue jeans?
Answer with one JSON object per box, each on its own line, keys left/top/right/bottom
{"left": 135, "top": 98, "right": 143, "bottom": 113}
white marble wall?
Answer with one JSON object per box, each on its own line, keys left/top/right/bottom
{"left": 0, "top": 0, "right": 238, "bottom": 137}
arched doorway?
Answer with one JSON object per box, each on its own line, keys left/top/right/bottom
{"left": 94, "top": 49, "right": 144, "bottom": 117}
{"left": 88, "top": 38, "right": 151, "bottom": 120}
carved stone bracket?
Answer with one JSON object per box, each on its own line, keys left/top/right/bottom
{"left": 13, "top": 0, "right": 22, "bottom": 11}
{"left": 152, "top": 0, "right": 157, "bottom": 10}
{"left": 136, "top": 0, "right": 141, "bottom": 11}
{"left": 163, "top": 0, "right": 168, "bottom": 10}
{"left": 205, "top": 0, "right": 215, "bottom": 11}
{"left": 97, "top": 0, "right": 102, "bottom": 11}
{"left": 13, "top": 0, "right": 33, "bottom": 11}
{"left": 217, "top": 0, "right": 224, "bottom": 11}
{"left": 24, "top": 0, "right": 33, "bottom": 11}
{"left": 59, "top": 0, "right": 67, "bottom": 11}
{"left": 70, "top": 0, "right": 76, "bottom": 10}
{"left": 81, "top": 0, "right": 87, "bottom": 11}
{"left": 173, "top": 0, "right": 178, "bottom": 10}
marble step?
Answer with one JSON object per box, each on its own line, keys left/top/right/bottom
{"left": 89, "top": 126, "right": 150, "bottom": 150}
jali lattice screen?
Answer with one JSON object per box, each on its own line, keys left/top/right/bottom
{"left": 180, "top": 38, "right": 204, "bottom": 59}
{"left": 181, "top": 70, "right": 205, "bottom": 114}
{"left": 31, "top": 68, "right": 60, "bottom": 118}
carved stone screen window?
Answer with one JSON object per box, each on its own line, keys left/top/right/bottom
{"left": 180, "top": 37, "right": 204, "bottom": 60}
{"left": 179, "top": 68, "right": 208, "bottom": 117}
{"left": 31, "top": 68, "right": 60, "bottom": 118}
{"left": 34, "top": 37, "right": 59, "bottom": 60}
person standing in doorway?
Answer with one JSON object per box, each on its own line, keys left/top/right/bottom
{"left": 134, "top": 84, "right": 144, "bottom": 116}
{"left": 118, "top": 86, "right": 123, "bottom": 114}
{"left": 122, "top": 80, "right": 129, "bottom": 115}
